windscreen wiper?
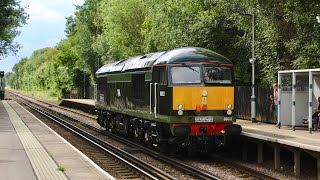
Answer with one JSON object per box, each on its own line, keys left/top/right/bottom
{"left": 182, "top": 63, "right": 199, "bottom": 73}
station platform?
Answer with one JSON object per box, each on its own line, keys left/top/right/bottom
{"left": 60, "top": 99, "right": 95, "bottom": 114}
{"left": 61, "top": 98, "right": 320, "bottom": 151}
{"left": 235, "top": 119, "right": 320, "bottom": 178}
{"left": 0, "top": 100, "right": 115, "bottom": 180}
{"left": 236, "top": 119, "right": 320, "bottom": 152}
{"left": 62, "top": 98, "right": 320, "bottom": 177}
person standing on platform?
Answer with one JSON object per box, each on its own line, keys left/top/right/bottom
{"left": 271, "top": 84, "right": 279, "bottom": 126}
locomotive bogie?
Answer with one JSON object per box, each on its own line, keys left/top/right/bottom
{"left": 96, "top": 109, "right": 237, "bottom": 153}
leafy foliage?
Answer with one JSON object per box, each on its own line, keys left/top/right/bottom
{"left": 6, "top": 0, "right": 320, "bottom": 99}
{"left": 0, "top": 0, "right": 28, "bottom": 58}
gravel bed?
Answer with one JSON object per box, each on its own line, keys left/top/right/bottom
{"left": 9, "top": 93, "right": 318, "bottom": 180}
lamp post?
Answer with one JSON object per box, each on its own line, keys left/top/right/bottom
{"left": 240, "top": 13, "right": 257, "bottom": 123}
{"left": 83, "top": 63, "right": 86, "bottom": 99}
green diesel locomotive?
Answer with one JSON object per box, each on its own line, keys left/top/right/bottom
{"left": 95, "top": 47, "right": 241, "bottom": 153}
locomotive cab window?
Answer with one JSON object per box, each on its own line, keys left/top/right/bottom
{"left": 159, "top": 67, "right": 167, "bottom": 85}
{"left": 203, "top": 66, "right": 232, "bottom": 84}
{"left": 97, "top": 77, "right": 107, "bottom": 91}
{"left": 152, "top": 66, "right": 167, "bottom": 85}
{"left": 170, "top": 65, "right": 201, "bottom": 85}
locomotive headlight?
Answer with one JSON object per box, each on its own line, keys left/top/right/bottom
{"left": 202, "top": 90, "right": 208, "bottom": 97}
{"left": 178, "top": 110, "right": 183, "bottom": 116}
{"left": 227, "top": 110, "right": 232, "bottom": 115}
{"left": 178, "top": 104, "right": 183, "bottom": 110}
{"left": 227, "top": 104, "right": 232, "bottom": 109}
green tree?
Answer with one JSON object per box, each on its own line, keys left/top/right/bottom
{"left": 95, "top": 0, "right": 146, "bottom": 60}
{"left": 68, "top": 0, "right": 102, "bottom": 85}
{"left": 0, "top": 0, "right": 28, "bottom": 58}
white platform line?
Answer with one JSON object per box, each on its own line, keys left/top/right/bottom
{"left": 2, "top": 100, "right": 67, "bottom": 180}
{"left": 16, "top": 100, "right": 116, "bottom": 180}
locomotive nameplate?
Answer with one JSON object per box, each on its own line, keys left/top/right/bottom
{"left": 195, "top": 116, "right": 213, "bottom": 122}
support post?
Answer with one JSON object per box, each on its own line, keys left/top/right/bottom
{"left": 305, "top": 150, "right": 320, "bottom": 179}
{"left": 278, "top": 73, "right": 282, "bottom": 127}
{"left": 251, "top": 139, "right": 263, "bottom": 163}
{"left": 286, "top": 146, "right": 301, "bottom": 177}
{"left": 242, "top": 138, "right": 248, "bottom": 161}
{"left": 292, "top": 72, "right": 296, "bottom": 130}
{"left": 318, "top": 158, "right": 320, "bottom": 180}
{"left": 309, "top": 71, "right": 313, "bottom": 133}
{"left": 274, "top": 144, "right": 280, "bottom": 170}
{"left": 294, "top": 151, "right": 300, "bottom": 176}
{"left": 257, "top": 142, "right": 263, "bottom": 163}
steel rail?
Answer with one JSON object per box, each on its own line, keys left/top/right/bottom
{"left": 7, "top": 90, "right": 95, "bottom": 119}
{"left": 9, "top": 91, "right": 221, "bottom": 180}
{"left": 10, "top": 91, "right": 277, "bottom": 180}
{"left": 16, "top": 97, "right": 176, "bottom": 180}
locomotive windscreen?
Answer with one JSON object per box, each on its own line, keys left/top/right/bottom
{"left": 170, "top": 65, "right": 201, "bottom": 85}
{"left": 203, "top": 66, "right": 232, "bottom": 84}
{"left": 169, "top": 65, "right": 232, "bottom": 86}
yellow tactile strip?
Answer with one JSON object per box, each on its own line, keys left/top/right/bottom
{"left": 2, "top": 100, "right": 67, "bottom": 180}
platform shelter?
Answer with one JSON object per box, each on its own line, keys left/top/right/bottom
{"left": 277, "top": 68, "right": 320, "bottom": 133}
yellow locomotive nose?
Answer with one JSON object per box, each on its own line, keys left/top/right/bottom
{"left": 196, "top": 104, "right": 201, "bottom": 112}
{"left": 172, "top": 87, "right": 234, "bottom": 111}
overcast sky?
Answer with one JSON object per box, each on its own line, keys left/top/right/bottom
{"left": 1, "top": 0, "right": 84, "bottom": 73}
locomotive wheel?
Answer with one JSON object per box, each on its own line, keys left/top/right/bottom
{"left": 133, "top": 124, "right": 142, "bottom": 142}
{"left": 97, "top": 113, "right": 102, "bottom": 126}
{"left": 144, "top": 124, "right": 154, "bottom": 148}
{"left": 148, "top": 123, "right": 163, "bottom": 149}
{"left": 144, "top": 128, "right": 153, "bottom": 148}
{"left": 110, "top": 118, "right": 117, "bottom": 133}
{"left": 103, "top": 117, "right": 110, "bottom": 131}
{"left": 155, "top": 130, "right": 168, "bottom": 153}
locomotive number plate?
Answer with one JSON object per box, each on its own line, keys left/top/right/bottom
{"left": 223, "top": 117, "right": 233, "bottom": 121}
{"left": 195, "top": 116, "right": 213, "bottom": 122}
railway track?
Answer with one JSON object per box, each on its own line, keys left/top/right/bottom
{"left": 8, "top": 91, "right": 279, "bottom": 180}
{"left": 8, "top": 91, "right": 222, "bottom": 179}
{"left": 13, "top": 95, "right": 176, "bottom": 179}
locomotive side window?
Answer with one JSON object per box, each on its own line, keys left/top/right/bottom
{"left": 170, "top": 66, "right": 201, "bottom": 85}
{"left": 97, "top": 77, "right": 107, "bottom": 91}
{"left": 159, "top": 67, "right": 167, "bottom": 85}
{"left": 203, "top": 66, "right": 232, "bottom": 84}
{"left": 132, "top": 73, "right": 145, "bottom": 100}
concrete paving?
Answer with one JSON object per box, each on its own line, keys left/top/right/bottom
{"left": 236, "top": 119, "right": 320, "bottom": 151}
{"left": 0, "top": 101, "right": 37, "bottom": 180}
{"left": 1, "top": 100, "right": 115, "bottom": 180}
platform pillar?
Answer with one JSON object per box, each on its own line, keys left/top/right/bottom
{"left": 306, "top": 150, "right": 320, "bottom": 180}
{"left": 242, "top": 138, "right": 247, "bottom": 161}
{"left": 318, "top": 158, "right": 320, "bottom": 180}
{"left": 251, "top": 139, "right": 263, "bottom": 163}
{"left": 286, "top": 146, "right": 301, "bottom": 177}
{"left": 257, "top": 142, "right": 263, "bottom": 163}
{"left": 274, "top": 144, "right": 280, "bottom": 170}
{"left": 294, "top": 151, "right": 300, "bottom": 176}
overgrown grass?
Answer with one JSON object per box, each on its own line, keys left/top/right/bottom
{"left": 56, "top": 166, "right": 65, "bottom": 171}
{"left": 6, "top": 87, "right": 61, "bottom": 104}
